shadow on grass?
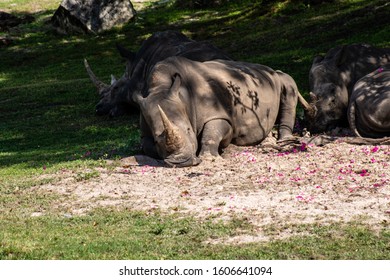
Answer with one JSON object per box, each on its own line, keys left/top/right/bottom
{"left": 0, "top": 78, "right": 140, "bottom": 169}
{"left": 1, "top": 0, "right": 389, "bottom": 170}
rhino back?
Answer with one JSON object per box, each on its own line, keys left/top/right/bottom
{"left": 130, "top": 31, "right": 232, "bottom": 98}
{"left": 129, "top": 31, "right": 193, "bottom": 82}
{"left": 216, "top": 61, "right": 282, "bottom": 145}
{"left": 349, "top": 65, "right": 390, "bottom": 137}
{"left": 347, "top": 45, "right": 389, "bottom": 92}
{"left": 320, "top": 44, "right": 390, "bottom": 92}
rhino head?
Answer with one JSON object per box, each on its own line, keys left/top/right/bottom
{"left": 135, "top": 73, "right": 201, "bottom": 167}
{"left": 84, "top": 59, "right": 134, "bottom": 117}
{"left": 307, "top": 50, "right": 349, "bottom": 132}
{"left": 84, "top": 44, "right": 139, "bottom": 117}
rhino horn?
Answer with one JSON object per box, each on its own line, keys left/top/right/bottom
{"left": 84, "top": 59, "right": 108, "bottom": 93}
{"left": 158, "top": 105, "right": 183, "bottom": 151}
{"left": 297, "top": 91, "right": 313, "bottom": 113}
{"left": 304, "top": 92, "right": 319, "bottom": 117}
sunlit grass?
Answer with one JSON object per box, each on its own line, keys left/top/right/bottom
{"left": 0, "top": 0, "right": 60, "bottom": 13}
{"left": 0, "top": 210, "right": 389, "bottom": 259}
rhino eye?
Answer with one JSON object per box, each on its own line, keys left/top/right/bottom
{"left": 328, "top": 97, "right": 336, "bottom": 107}
{"left": 328, "top": 84, "right": 338, "bottom": 94}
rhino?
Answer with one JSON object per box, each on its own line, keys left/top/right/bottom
{"left": 84, "top": 30, "right": 231, "bottom": 117}
{"left": 307, "top": 44, "right": 390, "bottom": 132}
{"left": 134, "top": 56, "right": 308, "bottom": 167}
{"left": 348, "top": 65, "right": 390, "bottom": 138}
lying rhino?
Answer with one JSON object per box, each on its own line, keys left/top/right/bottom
{"left": 348, "top": 65, "right": 390, "bottom": 138}
{"left": 84, "top": 30, "right": 231, "bottom": 117}
{"left": 134, "top": 57, "right": 307, "bottom": 167}
{"left": 307, "top": 44, "right": 390, "bottom": 132}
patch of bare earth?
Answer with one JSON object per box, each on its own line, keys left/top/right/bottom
{"left": 37, "top": 139, "right": 390, "bottom": 243}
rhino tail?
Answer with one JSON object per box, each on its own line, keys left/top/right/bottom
{"left": 347, "top": 101, "right": 362, "bottom": 137}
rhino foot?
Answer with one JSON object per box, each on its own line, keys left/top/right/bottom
{"left": 200, "top": 153, "right": 224, "bottom": 164}
{"left": 277, "top": 135, "right": 300, "bottom": 145}
{"left": 164, "top": 156, "right": 202, "bottom": 168}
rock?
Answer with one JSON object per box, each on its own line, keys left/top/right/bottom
{"left": 0, "top": 11, "right": 34, "bottom": 31}
{"left": 51, "top": 0, "right": 136, "bottom": 34}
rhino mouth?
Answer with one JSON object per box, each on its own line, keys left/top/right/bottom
{"left": 164, "top": 155, "right": 201, "bottom": 167}
{"left": 310, "top": 122, "right": 336, "bottom": 133}
{"left": 310, "top": 116, "right": 348, "bottom": 133}
{"left": 95, "top": 102, "right": 112, "bottom": 116}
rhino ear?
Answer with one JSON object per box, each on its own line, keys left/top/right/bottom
{"left": 116, "top": 43, "right": 136, "bottom": 62}
{"left": 110, "top": 74, "right": 117, "bottom": 85}
{"left": 334, "top": 45, "right": 347, "bottom": 66}
{"left": 312, "top": 55, "right": 324, "bottom": 65}
{"left": 132, "top": 92, "right": 145, "bottom": 108}
{"left": 169, "top": 74, "right": 182, "bottom": 96}
{"left": 117, "top": 44, "right": 135, "bottom": 79}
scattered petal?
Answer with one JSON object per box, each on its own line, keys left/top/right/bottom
{"left": 371, "top": 146, "right": 379, "bottom": 153}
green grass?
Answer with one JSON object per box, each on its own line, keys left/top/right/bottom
{"left": 1, "top": 210, "right": 389, "bottom": 259}
{"left": 1, "top": 0, "right": 389, "bottom": 259}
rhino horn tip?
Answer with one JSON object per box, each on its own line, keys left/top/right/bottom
{"left": 84, "top": 58, "right": 108, "bottom": 92}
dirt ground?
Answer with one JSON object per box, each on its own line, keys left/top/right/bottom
{"left": 37, "top": 133, "right": 390, "bottom": 243}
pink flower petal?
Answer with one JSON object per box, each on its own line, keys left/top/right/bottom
{"left": 371, "top": 146, "right": 379, "bottom": 153}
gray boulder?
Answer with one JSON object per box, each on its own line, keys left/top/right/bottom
{"left": 51, "top": 0, "right": 136, "bottom": 34}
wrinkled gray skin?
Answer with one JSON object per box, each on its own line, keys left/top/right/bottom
{"left": 84, "top": 30, "right": 231, "bottom": 117}
{"left": 348, "top": 65, "right": 390, "bottom": 138}
{"left": 135, "top": 57, "right": 305, "bottom": 167}
{"left": 308, "top": 44, "right": 390, "bottom": 132}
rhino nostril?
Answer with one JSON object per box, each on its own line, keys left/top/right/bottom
{"left": 95, "top": 104, "right": 107, "bottom": 116}
{"left": 109, "top": 109, "right": 118, "bottom": 118}
{"left": 95, "top": 110, "right": 104, "bottom": 116}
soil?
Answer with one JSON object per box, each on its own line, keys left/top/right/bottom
{"left": 37, "top": 134, "right": 390, "bottom": 243}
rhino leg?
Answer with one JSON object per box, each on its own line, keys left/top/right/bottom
{"left": 277, "top": 73, "right": 299, "bottom": 141}
{"left": 199, "top": 119, "right": 233, "bottom": 157}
